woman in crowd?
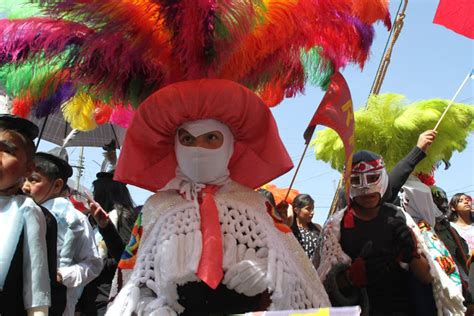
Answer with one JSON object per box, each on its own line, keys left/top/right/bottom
{"left": 291, "top": 194, "right": 321, "bottom": 260}
{"left": 449, "top": 193, "right": 474, "bottom": 252}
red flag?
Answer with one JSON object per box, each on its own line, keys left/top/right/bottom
{"left": 433, "top": 0, "right": 474, "bottom": 39}
{"left": 304, "top": 71, "right": 355, "bottom": 198}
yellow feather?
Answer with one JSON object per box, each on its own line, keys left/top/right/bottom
{"left": 62, "top": 92, "right": 97, "bottom": 131}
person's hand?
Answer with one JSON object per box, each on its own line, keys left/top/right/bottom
{"left": 344, "top": 241, "right": 372, "bottom": 288}
{"left": 416, "top": 130, "right": 437, "bottom": 152}
{"left": 388, "top": 216, "right": 417, "bottom": 263}
{"left": 89, "top": 200, "right": 110, "bottom": 229}
{"left": 56, "top": 271, "right": 63, "bottom": 284}
{"left": 345, "top": 256, "right": 367, "bottom": 288}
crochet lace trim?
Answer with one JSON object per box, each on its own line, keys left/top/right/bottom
{"left": 107, "top": 181, "right": 330, "bottom": 315}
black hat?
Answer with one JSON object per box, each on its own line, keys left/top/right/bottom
{"left": 36, "top": 147, "right": 73, "bottom": 179}
{"left": 0, "top": 114, "right": 39, "bottom": 140}
{"left": 96, "top": 171, "right": 114, "bottom": 179}
{"left": 352, "top": 150, "right": 382, "bottom": 165}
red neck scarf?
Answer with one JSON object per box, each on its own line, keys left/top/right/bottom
{"left": 196, "top": 185, "right": 223, "bottom": 289}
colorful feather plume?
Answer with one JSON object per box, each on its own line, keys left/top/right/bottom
{"left": 312, "top": 93, "right": 474, "bottom": 173}
{"left": 0, "top": 0, "right": 390, "bottom": 114}
{"left": 62, "top": 92, "right": 97, "bottom": 131}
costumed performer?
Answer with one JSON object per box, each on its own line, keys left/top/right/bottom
{"left": 108, "top": 79, "right": 330, "bottom": 315}
{"left": 317, "top": 145, "right": 466, "bottom": 315}
{"left": 400, "top": 174, "right": 465, "bottom": 314}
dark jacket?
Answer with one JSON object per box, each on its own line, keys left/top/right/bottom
{"left": 77, "top": 205, "right": 137, "bottom": 315}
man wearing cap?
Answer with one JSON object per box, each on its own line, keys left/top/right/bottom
{"left": 0, "top": 114, "right": 51, "bottom": 316}
{"left": 23, "top": 148, "right": 103, "bottom": 316}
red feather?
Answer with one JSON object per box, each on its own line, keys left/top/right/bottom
{"left": 12, "top": 94, "right": 33, "bottom": 118}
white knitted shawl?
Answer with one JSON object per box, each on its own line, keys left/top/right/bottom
{"left": 107, "top": 181, "right": 330, "bottom": 315}
{"left": 317, "top": 207, "right": 465, "bottom": 316}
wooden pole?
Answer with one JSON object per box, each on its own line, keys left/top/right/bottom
{"left": 284, "top": 142, "right": 310, "bottom": 201}
{"left": 433, "top": 70, "right": 472, "bottom": 131}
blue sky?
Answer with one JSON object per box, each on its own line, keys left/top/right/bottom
{"left": 39, "top": 0, "right": 473, "bottom": 225}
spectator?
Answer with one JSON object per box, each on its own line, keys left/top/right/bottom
{"left": 291, "top": 194, "right": 321, "bottom": 260}
{"left": 23, "top": 148, "right": 103, "bottom": 316}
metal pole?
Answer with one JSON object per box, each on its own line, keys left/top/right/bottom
{"left": 76, "top": 146, "right": 84, "bottom": 191}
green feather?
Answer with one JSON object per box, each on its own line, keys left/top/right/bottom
{"left": 312, "top": 93, "right": 474, "bottom": 173}
{"left": 0, "top": 0, "right": 43, "bottom": 19}
{"left": 300, "top": 47, "right": 333, "bottom": 90}
{"left": 0, "top": 54, "right": 69, "bottom": 98}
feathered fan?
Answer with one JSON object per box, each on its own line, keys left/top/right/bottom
{"left": 312, "top": 93, "right": 474, "bottom": 173}
{"left": 0, "top": 0, "right": 391, "bottom": 124}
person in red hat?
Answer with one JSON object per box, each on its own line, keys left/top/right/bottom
{"left": 107, "top": 79, "right": 330, "bottom": 315}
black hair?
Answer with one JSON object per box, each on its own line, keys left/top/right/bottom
{"left": 291, "top": 194, "right": 318, "bottom": 233}
{"left": 292, "top": 194, "right": 314, "bottom": 210}
{"left": 448, "top": 193, "right": 471, "bottom": 222}
{"left": 33, "top": 154, "right": 69, "bottom": 191}
{"left": 257, "top": 188, "right": 277, "bottom": 208}
{"left": 92, "top": 175, "right": 135, "bottom": 213}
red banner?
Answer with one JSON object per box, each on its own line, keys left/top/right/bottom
{"left": 433, "top": 0, "right": 474, "bottom": 39}
{"left": 304, "top": 71, "right": 355, "bottom": 198}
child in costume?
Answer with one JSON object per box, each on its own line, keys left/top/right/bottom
{"left": 108, "top": 79, "right": 330, "bottom": 315}
{"left": 317, "top": 142, "right": 466, "bottom": 315}
{"left": 23, "top": 148, "right": 103, "bottom": 316}
{"left": 0, "top": 114, "right": 51, "bottom": 316}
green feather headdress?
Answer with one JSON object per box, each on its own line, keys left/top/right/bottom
{"left": 312, "top": 93, "right": 474, "bottom": 173}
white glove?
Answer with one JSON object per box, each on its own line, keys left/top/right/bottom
{"left": 222, "top": 259, "right": 268, "bottom": 297}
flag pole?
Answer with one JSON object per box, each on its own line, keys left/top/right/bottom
{"left": 433, "top": 70, "right": 472, "bottom": 131}
{"left": 369, "top": 0, "right": 409, "bottom": 97}
{"left": 327, "top": 0, "right": 408, "bottom": 219}
{"left": 284, "top": 142, "right": 310, "bottom": 201}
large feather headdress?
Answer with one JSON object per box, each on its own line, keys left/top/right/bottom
{"left": 313, "top": 93, "right": 474, "bottom": 173}
{"left": 0, "top": 0, "right": 391, "bottom": 124}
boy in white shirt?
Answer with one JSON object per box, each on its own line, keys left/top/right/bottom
{"left": 23, "top": 148, "right": 103, "bottom": 316}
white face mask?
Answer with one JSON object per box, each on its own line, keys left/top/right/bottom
{"left": 175, "top": 119, "right": 234, "bottom": 184}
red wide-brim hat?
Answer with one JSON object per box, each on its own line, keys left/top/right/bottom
{"left": 114, "top": 79, "right": 293, "bottom": 191}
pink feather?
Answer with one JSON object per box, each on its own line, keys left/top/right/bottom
{"left": 0, "top": 18, "right": 91, "bottom": 62}
{"left": 109, "top": 105, "right": 134, "bottom": 128}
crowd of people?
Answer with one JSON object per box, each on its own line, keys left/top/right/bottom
{"left": 0, "top": 79, "right": 473, "bottom": 316}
